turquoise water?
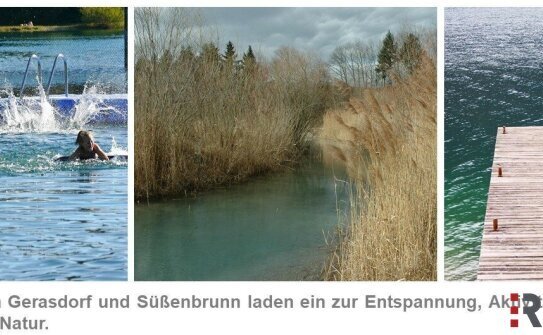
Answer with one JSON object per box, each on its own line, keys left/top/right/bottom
{"left": 445, "top": 8, "right": 543, "bottom": 280}
{"left": 0, "top": 30, "right": 126, "bottom": 94}
{"left": 0, "top": 126, "right": 127, "bottom": 280}
{"left": 135, "top": 154, "right": 350, "bottom": 281}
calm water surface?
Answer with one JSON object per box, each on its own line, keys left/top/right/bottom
{"left": 445, "top": 8, "right": 543, "bottom": 280}
{"left": 135, "top": 154, "right": 349, "bottom": 281}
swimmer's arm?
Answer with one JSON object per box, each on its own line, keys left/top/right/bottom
{"left": 93, "top": 143, "right": 109, "bottom": 161}
{"left": 68, "top": 147, "right": 81, "bottom": 161}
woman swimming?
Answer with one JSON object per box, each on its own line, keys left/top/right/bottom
{"left": 69, "top": 130, "right": 109, "bottom": 161}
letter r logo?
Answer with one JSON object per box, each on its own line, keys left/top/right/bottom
{"left": 523, "top": 293, "right": 542, "bottom": 327}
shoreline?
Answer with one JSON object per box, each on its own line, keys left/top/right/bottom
{"left": 0, "top": 24, "right": 124, "bottom": 33}
{"left": 133, "top": 135, "right": 335, "bottom": 202}
{"left": 134, "top": 149, "right": 309, "bottom": 203}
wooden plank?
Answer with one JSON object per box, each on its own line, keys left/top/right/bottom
{"left": 478, "top": 126, "right": 543, "bottom": 280}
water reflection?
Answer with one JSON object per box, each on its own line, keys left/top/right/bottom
{"left": 71, "top": 170, "right": 97, "bottom": 183}
{"left": 135, "top": 149, "right": 350, "bottom": 281}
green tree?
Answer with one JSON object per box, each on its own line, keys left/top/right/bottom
{"left": 80, "top": 7, "right": 124, "bottom": 28}
{"left": 222, "top": 41, "right": 237, "bottom": 63}
{"left": 376, "top": 31, "right": 397, "bottom": 85}
{"left": 243, "top": 46, "right": 256, "bottom": 63}
{"left": 242, "top": 45, "right": 256, "bottom": 73}
{"left": 399, "top": 33, "right": 423, "bottom": 74}
{"left": 222, "top": 41, "right": 237, "bottom": 74}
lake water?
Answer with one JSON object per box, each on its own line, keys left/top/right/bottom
{"left": 445, "top": 8, "right": 543, "bottom": 280}
{"left": 0, "top": 30, "right": 126, "bottom": 95}
{"left": 135, "top": 152, "right": 350, "bottom": 281}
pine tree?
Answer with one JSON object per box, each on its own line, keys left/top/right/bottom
{"left": 221, "top": 41, "right": 237, "bottom": 74}
{"left": 399, "top": 33, "right": 423, "bottom": 74}
{"left": 242, "top": 46, "right": 256, "bottom": 65}
{"left": 223, "top": 41, "right": 237, "bottom": 63}
{"left": 242, "top": 45, "right": 257, "bottom": 74}
{"left": 376, "top": 31, "right": 397, "bottom": 84}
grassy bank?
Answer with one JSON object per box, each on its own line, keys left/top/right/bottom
{"left": 322, "top": 55, "right": 437, "bottom": 281}
{"left": 134, "top": 9, "right": 336, "bottom": 199}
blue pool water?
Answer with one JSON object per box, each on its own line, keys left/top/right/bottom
{"left": 0, "top": 27, "right": 127, "bottom": 280}
{"left": 0, "top": 100, "right": 127, "bottom": 280}
{"left": 0, "top": 30, "right": 126, "bottom": 94}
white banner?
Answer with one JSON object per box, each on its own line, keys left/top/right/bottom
{"left": 0, "top": 282, "right": 540, "bottom": 333}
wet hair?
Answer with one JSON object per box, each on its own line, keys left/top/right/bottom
{"left": 75, "top": 130, "right": 94, "bottom": 146}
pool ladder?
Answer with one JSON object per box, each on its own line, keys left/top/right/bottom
{"left": 20, "top": 53, "right": 68, "bottom": 98}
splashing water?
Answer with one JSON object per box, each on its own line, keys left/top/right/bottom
{"left": 0, "top": 82, "right": 127, "bottom": 174}
{"left": 37, "top": 84, "right": 58, "bottom": 131}
{"left": 0, "top": 84, "right": 122, "bottom": 133}
{"left": 109, "top": 137, "right": 128, "bottom": 156}
{"left": 0, "top": 86, "right": 58, "bottom": 132}
{"left": 70, "top": 86, "right": 104, "bottom": 128}
{"left": 0, "top": 128, "right": 128, "bottom": 176}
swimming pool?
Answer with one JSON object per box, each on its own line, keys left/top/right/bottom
{"left": 0, "top": 91, "right": 127, "bottom": 125}
{"left": 0, "top": 30, "right": 126, "bottom": 95}
{"left": 0, "top": 95, "right": 127, "bottom": 280}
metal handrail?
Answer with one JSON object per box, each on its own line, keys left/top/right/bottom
{"left": 46, "top": 54, "right": 68, "bottom": 97}
{"left": 20, "top": 54, "right": 43, "bottom": 98}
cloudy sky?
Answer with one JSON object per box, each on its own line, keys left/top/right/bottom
{"left": 199, "top": 8, "right": 436, "bottom": 60}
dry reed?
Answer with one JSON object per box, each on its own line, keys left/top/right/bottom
{"left": 135, "top": 8, "right": 436, "bottom": 280}
{"left": 322, "top": 55, "right": 436, "bottom": 281}
{"left": 135, "top": 8, "right": 336, "bottom": 199}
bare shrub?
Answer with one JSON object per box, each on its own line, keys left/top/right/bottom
{"left": 135, "top": 8, "right": 335, "bottom": 199}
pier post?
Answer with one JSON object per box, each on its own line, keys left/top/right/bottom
{"left": 493, "top": 218, "right": 498, "bottom": 231}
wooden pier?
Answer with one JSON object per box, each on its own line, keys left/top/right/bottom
{"left": 478, "top": 126, "right": 543, "bottom": 280}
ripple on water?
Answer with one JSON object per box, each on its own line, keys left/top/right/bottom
{"left": 445, "top": 8, "right": 543, "bottom": 280}
{"left": 0, "top": 127, "right": 127, "bottom": 280}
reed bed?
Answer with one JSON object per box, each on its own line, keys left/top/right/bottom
{"left": 322, "top": 55, "right": 437, "bottom": 281}
{"left": 135, "top": 9, "right": 336, "bottom": 199}
{"left": 135, "top": 8, "right": 436, "bottom": 280}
